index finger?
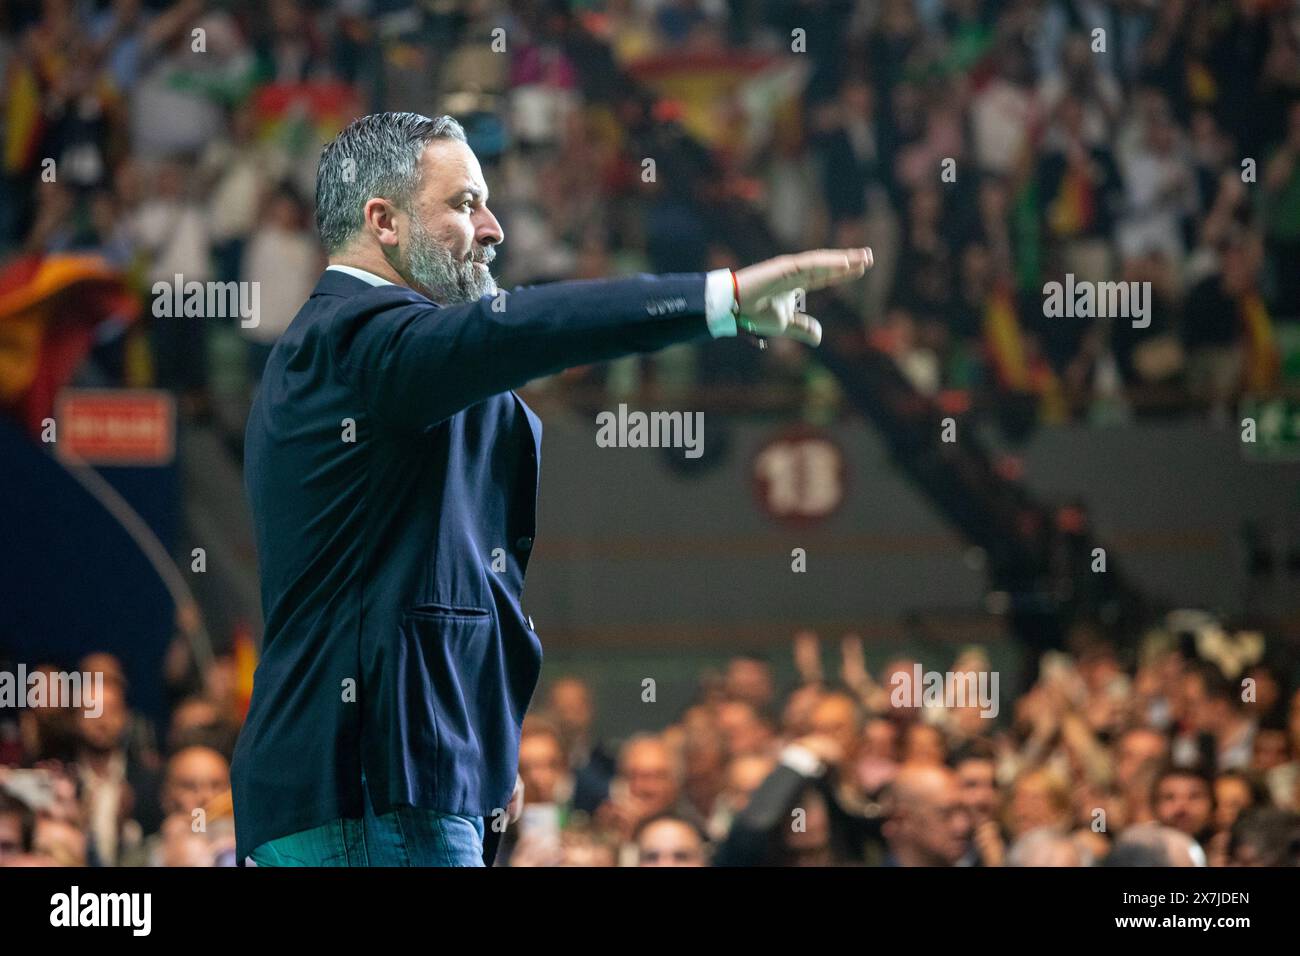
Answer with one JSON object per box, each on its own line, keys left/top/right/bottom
{"left": 785, "top": 247, "right": 873, "bottom": 291}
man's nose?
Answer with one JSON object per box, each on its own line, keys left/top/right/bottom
{"left": 476, "top": 206, "right": 504, "bottom": 246}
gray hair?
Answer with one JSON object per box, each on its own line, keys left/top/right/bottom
{"left": 1006, "top": 826, "right": 1082, "bottom": 867}
{"left": 315, "top": 112, "right": 467, "bottom": 253}
{"left": 1109, "top": 822, "right": 1204, "bottom": 867}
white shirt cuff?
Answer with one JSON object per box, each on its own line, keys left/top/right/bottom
{"left": 704, "top": 269, "right": 737, "bottom": 338}
{"left": 779, "top": 743, "right": 825, "bottom": 778}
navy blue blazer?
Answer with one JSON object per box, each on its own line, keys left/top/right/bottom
{"left": 231, "top": 268, "right": 712, "bottom": 864}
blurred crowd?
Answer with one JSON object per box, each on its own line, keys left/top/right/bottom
{"left": 4, "top": 0, "right": 1300, "bottom": 871}
{"left": 3, "top": 615, "right": 1299, "bottom": 866}
{"left": 2, "top": 0, "right": 1297, "bottom": 426}
{"left": 794, "top": 0, "right": 1300, "bottom": 423}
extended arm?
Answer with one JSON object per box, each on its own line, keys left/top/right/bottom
{"left": 340, "top": 248, "right": 871, "bottom": 432}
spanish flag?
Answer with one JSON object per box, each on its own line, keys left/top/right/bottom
{"left": 1240, "top": 292, "right": 1279, "bottom": 393}
{"left": 982, "top": 281, "right": 1066, "bottom": 421}
{"left": 626, "top": 50, "right": 799, "bottom": 150}
{"left": 1047, "top": 164, "right": 1095, "bottom": 238}
{"left": 0, "top": 253, "right": 139, "bottom": 439}
{"left": 3, "top": 61, "right": 44, "bottom": 174}
{"left": 983, "top": 281, "right": 1029, "bottom": 390}
{"left": 232, "top": 620, "right": 258, "bottom": 720}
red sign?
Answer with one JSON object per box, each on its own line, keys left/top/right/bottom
{"left": 751, "top": 426, "right": 847, "bottom": 525}
{"left": 54, "top": 389, "right": 175, "bottom": 466}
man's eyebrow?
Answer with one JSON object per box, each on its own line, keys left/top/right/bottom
{"left": 451, "top": 185, "right": 488, "bottom": 204}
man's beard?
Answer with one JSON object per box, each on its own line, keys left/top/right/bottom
{"left": 403, "top": 215, "right": 497, "bottom": 304}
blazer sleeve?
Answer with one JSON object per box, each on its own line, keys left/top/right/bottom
{"left": 711, "top": 765, "right": 811, "bottom": 867}
{"left": 334, "top": 273, "right": 711, "bottom": 432}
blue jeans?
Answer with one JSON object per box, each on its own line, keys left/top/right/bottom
{"left": 249, "top": 773, "right": 485, "bottom": 867}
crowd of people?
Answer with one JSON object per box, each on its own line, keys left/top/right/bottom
{"left": 3, "top": 0, "right": 1299, "bottom": 870}
{"left": 2, "top": 0, "right": 1297, "bottom": 426}
{"left": 795, "top": 0, "right": 1300, "bottom": 423}
{"left": 2, "top": 617, "right": 1298, "bottom": 866}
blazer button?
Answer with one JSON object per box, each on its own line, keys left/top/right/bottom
{"left": 516, "top": 536, "right": 533, "bottom": 552}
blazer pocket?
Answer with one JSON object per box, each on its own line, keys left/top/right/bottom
{"left": 404, "top": 602, "right": 491, "bottom": 621}
{"left": 399, "top": 605, "right": 491, "bottom": 806}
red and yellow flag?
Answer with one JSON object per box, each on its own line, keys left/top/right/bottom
{"left": 232, "top": 621, "right": 259, "bottom": 720}
{"left": 0, "top": 253, "right": 139, "bottom": 438}
{"left": 1240, "top": 293, "right": 1279, "bottom": 393}
{"left": 983, "top": 282, "right": 1029, "bottom": 390}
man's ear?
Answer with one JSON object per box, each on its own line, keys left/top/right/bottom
{"left": 362, "top": 197, "right": 401, "bottom": 249}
